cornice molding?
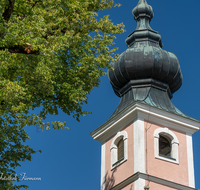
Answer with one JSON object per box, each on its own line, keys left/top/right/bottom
{"left": 110, "top": 172, "right": 198, "bottom": 190}
{"left": 90, "top": 102, "right": 200, "bottom": 143}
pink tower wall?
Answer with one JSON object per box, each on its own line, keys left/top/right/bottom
{"left": 104, "top": 122, "right": 134, "bottom": 190}
{"left": 145, "top": 120, "right": 189, "bottom": 186}
{"left": 122, "top": 182, "right": 134, "bottom": 190}
{"left": 103, "top": 119, "right": 189, "bottom": 189}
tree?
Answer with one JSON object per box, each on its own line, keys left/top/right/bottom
{"left": 0, "top": 0, "right": 124, "bottom": 189}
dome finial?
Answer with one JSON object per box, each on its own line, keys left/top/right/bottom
{"left": 125, "top": 0, "right": 162, "bottom": 47}
{"left": 137, "top": 0, "right": 147, "bottom": 4}
{"left": 132, "top": 0, "right": 153, "bottom": 21}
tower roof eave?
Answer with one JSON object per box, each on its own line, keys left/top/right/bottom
{"left": 90, "top": 101, "right": 200, "bottom": 143}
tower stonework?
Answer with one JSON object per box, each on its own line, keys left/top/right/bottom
{"left": 90, "top": 1, "right": 200, "bottom": 190}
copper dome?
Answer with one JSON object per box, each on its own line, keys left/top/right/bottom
{"left": 108, "top": 0, "right": 182, "bottom": 97}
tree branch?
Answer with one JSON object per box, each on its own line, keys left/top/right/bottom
{"left": 0, "top": 43, "right": 40, "bottom": 55}
{"left": 0, "top": 0, "right": 15, "bottom": 39}
{"left": 2, "top": 0, "right": 15, "bottom": 23}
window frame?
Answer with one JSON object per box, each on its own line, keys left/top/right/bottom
{"left": 110, "top": 131, "right": 128, "bottom": 170}
{"left": 154, "top": 128, "right": 179, "bottom": 164}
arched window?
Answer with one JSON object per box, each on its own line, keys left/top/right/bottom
{"left": 154, "top": 128, "right": 179, "bottom": 164}
{"left": 117, "top": 139, "right": 124, "bottom": 161}
{"left": 159, "top": 134, "right": 171, "bottom": 157}
{"left": 110, "top": 131, "right": 128, "bottom": 170}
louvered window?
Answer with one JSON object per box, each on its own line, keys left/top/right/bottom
{"left": 117, "top": 139, "right": 124, "bottom": 161}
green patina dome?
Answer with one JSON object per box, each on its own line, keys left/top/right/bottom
{"left": 108, "top": 0, "right": 182, "bottom": 98}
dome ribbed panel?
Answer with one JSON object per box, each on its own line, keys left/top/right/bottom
{"left": 125, "top": 48, "right": 137, "bottom": 79}
{"left": 143, "top": 45, "right": 154, "bottom": 78}
{"left": 115, "top": 54, "right": 129, "bottom": 86}
{"left": 166, "top": 52, "right": 179, "bottom": 82}
{"left": 119, "top": 53, "right": 129, "bottom": 82}
{"left": 160, "top": 50, "right": 170, "bottom": 81}
{"left": 152, "top": 46, "right": 163, "bottom": 78}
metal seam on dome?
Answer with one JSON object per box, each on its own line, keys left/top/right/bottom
{"left": 158, "top": 47, "right": 163, "bottom": 80}
{"left": 119, "top": 52, "right": 129, "bottom": 83}
{"left": 168, "top": 59, "right": 181, "bottom": 85}
{"left": 118, "top": 54, "right": 128, "bottom": 84}
{"left": 124, "top": 49, "right": 131, "bottom": 81}
{"left": 164, "top": 51, "right": 171, "bottom": 82}
{"left": 142, "top": 45, "right": 147, "bottom": 79}
{"left": 113, "top": 63, "right": 124, "bottom": 87}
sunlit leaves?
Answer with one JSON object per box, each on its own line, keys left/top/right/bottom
{"left": 0, "top": 0, "right": 124, "bottom": 188}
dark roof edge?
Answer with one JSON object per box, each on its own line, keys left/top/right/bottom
{"left": 109, "top": 172, "right": 198, "bottom": 190}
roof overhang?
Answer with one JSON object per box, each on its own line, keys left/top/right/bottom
{"left": 90, "top": 102, "right": 200, "bottom": 143}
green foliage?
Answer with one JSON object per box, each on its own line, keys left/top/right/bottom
{"left": 0, "top": 0, "right": 124, "bottom": 188}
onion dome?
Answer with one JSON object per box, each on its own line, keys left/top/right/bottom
{"left": 108, "top": 0, "right": 182, "bottom": 98}
{"left": 107, "top": 0, "right": 188, "bottom": 120}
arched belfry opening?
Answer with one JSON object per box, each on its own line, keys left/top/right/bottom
{"left": 159, "top": 135, "right": 171, "bottom": 157}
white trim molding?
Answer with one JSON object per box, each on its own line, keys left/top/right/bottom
{"left": 110, "top": 172, "right": 197, "bottom": 190}
{"left": 134, "top": 118, "right": 145, "bottom": 173}
{"left": 186, "top": 133, "right": 195, "bottom": 188}
{"left": 134, "top": 178, "right": 145, "bottom": 190}
{"left": 101, "top": 143, "right": 106, "bottom": 190}
{"left": 154, "top": 127, "right": 179, "bottom": 164}
{"left": 110, "top": 131, "right": 128, "bottom": 170}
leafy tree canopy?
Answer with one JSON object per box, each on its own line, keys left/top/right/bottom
{"left": 0, "top": 0, "right": 124, "bottom": 189}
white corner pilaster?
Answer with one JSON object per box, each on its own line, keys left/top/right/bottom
{"left": 135, "top": 178, "right": 146, "bottom": 190}
{"left": 101, "top": 143, "right": 106, "bottom": 190}
{"left": 186, "top": 133, "right": 195, "bottom": 188}
{"left": 134, "top": 118, "right": 145, "bottom": 174}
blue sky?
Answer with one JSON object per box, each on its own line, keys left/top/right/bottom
{"left": 13, "top": 0, "right": 200, "bottom": 189}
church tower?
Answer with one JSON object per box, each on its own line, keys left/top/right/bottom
{"left": 90, "top": 0, "right": 200, "bottom": 190}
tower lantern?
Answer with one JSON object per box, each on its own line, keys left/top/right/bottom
{"left": 90, "top": 1, "right": 200, "bottom": 190}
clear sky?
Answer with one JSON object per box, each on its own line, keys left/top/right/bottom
{"left": 13, "top": 0, "right": 200, "bottom": 189}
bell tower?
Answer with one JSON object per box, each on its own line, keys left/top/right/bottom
{"left": 90, "top": 0, "right": 200, "bottom": 190}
